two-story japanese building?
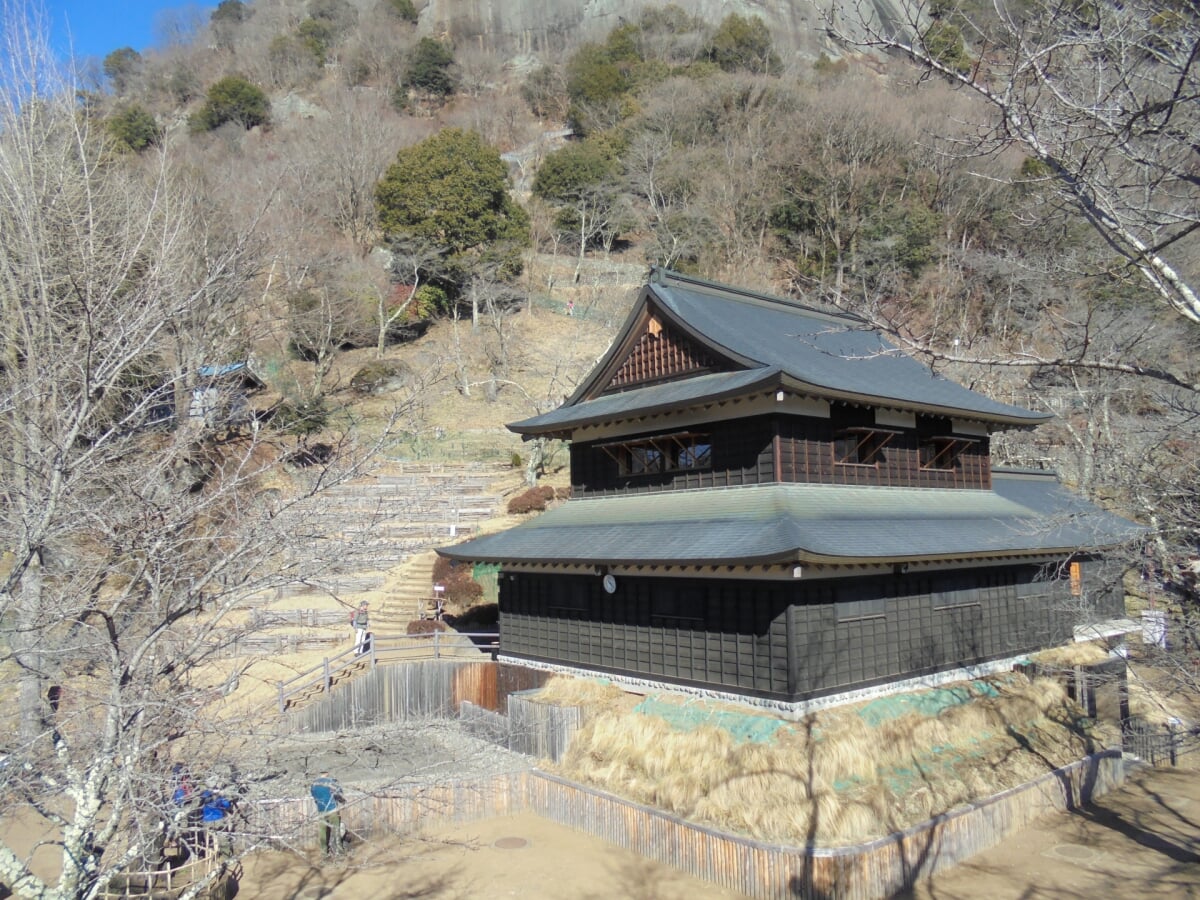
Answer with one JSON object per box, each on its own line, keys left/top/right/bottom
{"left": 439, "top": 269, "right": 1143, "bottom": 711}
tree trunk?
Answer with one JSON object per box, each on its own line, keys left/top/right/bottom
{"left": 16, "top": 552, "right": 44, "bottom": 744}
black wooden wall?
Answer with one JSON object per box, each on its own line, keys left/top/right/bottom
{"left": 571, "top": 411, "right": 991, "bottom": 496}
{"left": 498, "top": 562, "right": 1123, "bottom": 702}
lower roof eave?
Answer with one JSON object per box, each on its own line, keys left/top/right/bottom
{"left": 440, "top": 548, "right": 1089, "bottom": 576}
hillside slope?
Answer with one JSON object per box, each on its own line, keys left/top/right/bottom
{"left": 419, "top": 0, "right": 907, "bottom": 60}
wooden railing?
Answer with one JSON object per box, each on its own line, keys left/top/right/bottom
{"left": 275, "top": 631, "right": 499, "bottom": 713}
{"left": 100, "top": 844, "right": 230, "bottom": 899}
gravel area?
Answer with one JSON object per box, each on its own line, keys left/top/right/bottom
{"left": 219, "top": 719, "right": 534, "bottom": 804}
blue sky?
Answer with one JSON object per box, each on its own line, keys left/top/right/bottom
{"left": 42, "top": 0, "right": 206, "bottom": 62}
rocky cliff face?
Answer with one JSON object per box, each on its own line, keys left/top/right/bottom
{"left": 418, "top": 0, "right": 912, "bottom": 63}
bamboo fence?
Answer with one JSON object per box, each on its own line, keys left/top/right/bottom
{"left": 251, "top": 751, "right": 1123, "bottom": 900}
{"left": 271, "top": 658, "right": 1127, "bottom": 897}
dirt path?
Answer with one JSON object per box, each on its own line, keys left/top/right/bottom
{"left": 240, "top": 810, "right": 746, "bottom": 900}
{"left": 232, "top": 761, "right": 1200, "bottom": 900}
{"left": 908, "top": 762, "right": 1200, "bottom": 899}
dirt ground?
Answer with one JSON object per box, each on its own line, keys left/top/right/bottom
{"left": 241, "top": 811, "right": 746, "bottom": 900}
{"left": 906, "top": 761, "right": 1200, "bottom": 899}
{"left": 230, "top": 759, "right": 1200, "bottom": 900}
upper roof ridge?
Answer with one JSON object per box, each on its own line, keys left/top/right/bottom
{"left": 649, "top": 266, "right": 862, "bottom": 326}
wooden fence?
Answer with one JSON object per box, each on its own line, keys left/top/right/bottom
{"left": 284, "top": 659, "right": 499, "bottom": 732}
{"left": 270, "top": 657, "right": 1127, "bottom": 897}
{"left": 99, "top": 844, "right": 233, "bottom": 900}
{"left": 248, "top": 751, "right": 1124, "bottom": 900}
{"left": 459, "top": 695, "right": 584, "bottom": 762}
{"left": 276, "top": 632, "right": 499, "bottom": 714}
{"left": 251, "top": 772, "right": 529, "bottom": 846}
{"left": 520, "top": 752, "right": 1123, "bottom": 899}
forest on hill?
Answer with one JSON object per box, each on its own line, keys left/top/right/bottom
{"left": 82, "top": 0, "right": 1196, "bottom": 570}
{"left": 1, "top": 0, "right": 1198, "bottom": 894}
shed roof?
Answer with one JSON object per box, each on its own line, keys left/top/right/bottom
{"left": 511, "top": 270, "right": 1049, "bottom": 436}
{"left": 439, "top": 470, "right": 1144, "bottom": 567}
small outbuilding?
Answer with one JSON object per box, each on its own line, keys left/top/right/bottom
{"left": 439, "top": 269, "right": 1143, "bottom": 711}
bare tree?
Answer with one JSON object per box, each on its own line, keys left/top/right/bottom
{"left": 824, "top": 0, "right": 1200, "bottom": 325}
{"left": 379, "top": 237, "right": 444, "bottom": 356}
{"left": 0, "top": 7, "right": 390, "bottom": 897}
{"left": 292, "top": 90, "right": 406, "bottom": 255}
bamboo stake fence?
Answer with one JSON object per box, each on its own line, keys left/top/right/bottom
{"left": 248, "top": 752, "right": 1123, "bottom": 900}
{"left": 270, "top": 658, "right": 1127, "bottom": 897}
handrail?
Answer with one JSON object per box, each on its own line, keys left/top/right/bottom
{"left": 276, "top": 631, "right": 499, "bottom": 714}
{"left": 100, "top": 848, "right": 225, "bottom": 899}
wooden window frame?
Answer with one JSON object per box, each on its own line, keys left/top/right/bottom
{"left": 601, "top": 432, "right": 713, "bottom": 477}
{"left": 919, "top": 435, "right": 978, "bottom": 471}
{"left": 834, "top": 427, "right": 899, "bottom": 467}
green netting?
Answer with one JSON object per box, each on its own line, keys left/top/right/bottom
{"left": 472, "top": 562, "right": 501, "bottom": 604}
{"left": 855, "top": 676, "right": 1013, "bottom": 727}
{"left": 633, "top": 696, "right": 786, "bottom": 744}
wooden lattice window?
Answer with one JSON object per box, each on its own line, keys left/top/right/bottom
{"left": 834, "top": 427, "right": 897, "bottom": 466}
{"left": 920, "top": 435, "right": 977, "bottom": 470}
{"left": 602, "top": 432, "right": 713, "bottom": 476}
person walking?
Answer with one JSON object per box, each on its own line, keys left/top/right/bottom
{"left": 351, "top": 601, "right": 370, "bottom": 655}
{"left": 310, "top": 772, "right": 343, "bottom": 857}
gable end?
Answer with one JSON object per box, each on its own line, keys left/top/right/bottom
{"left": 603, "top": 312, "right": 731, "bottom": 393}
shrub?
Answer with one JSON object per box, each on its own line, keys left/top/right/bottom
{"left": 406, "top": 619, "right": 447, "bottom": 635}
{"left": 283, "top": 442, "right": 333, "bottom": 467}
{"left": 449, "top": 602, "right": 498, "bottom": 630}
{"left": 166, "top": 66, "right": 199, "bottom": 104}
{"left": 107, "top": 104, "right": 161, "bottom": 152}
{"left": 507, "top": 484, "right": 556, "bottom": 514}
{"left": 103, "top": 47, "right": 142, "bottom": 94}
{"left": 707, "top": 13, "right": 781, "bottom": 75}
{"left": 350, "top": 360, "right": 409, "bottom": 394}
{"left": 211, "top": 0, "right": 250, "bottom": 25}
{"left": 297, "top": 17, "right": 333, "bottom": 64}
{"left": 308, "top": 0, "right": 358, "bottom": 32}
{"left": 382, "top": 0, "right": 418, "bottom": 22}
{"left": 404, "top": 37, "right": 457, "bottom": 98}
{"left": 922, "top": 22, "right": 973, "bottom": 75}
{"left": 274, "top": 397, "right": 328, "bottom": 436}
{"left": 412, "top": 283, "right": 449, "bottom": 318}
{"left": 432, "top": 556, "right": 486, "bottom": 606}
{"left": 375, "top": 129, "right": 529, "bottom": 278}
{"left": 190, "top": 75, "right": 270, "bottom": 132}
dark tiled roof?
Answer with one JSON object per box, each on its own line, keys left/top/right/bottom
{"left": 510, "top": 368, "right": 783, "bottom": 435}
{"left": 647, "top": 274, "right": 1047, "bottom": 423}
{"left": 439, "top": 470, "right": 1144, "bottom": 567}
{"left": 515, "top": 271, "right": 1049, "bottom": 436}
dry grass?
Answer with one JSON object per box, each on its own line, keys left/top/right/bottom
{"left": 1127, "top": 662, "right": 1198, "bottom": 723}
{"left": 533, "top": 675, "right": 635, "bottom": 714}
{"left": 1030, "top": 642, "right": 1111, "bottom": 667}
{"left": 548, "top": 673, "right": 1113, "bottom": 846}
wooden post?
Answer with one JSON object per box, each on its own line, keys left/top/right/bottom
{"left": 322, "top": 658, "right": 331, "bottom": 693}
{"left": 434, "top": 630, "right": 440, "bottom": 659}
{"left": 277, "top": 681, "right": 285, "bottom": 715}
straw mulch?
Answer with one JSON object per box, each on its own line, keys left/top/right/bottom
{"left": 547, "top": 672, "right": 1116, "bottom": 846}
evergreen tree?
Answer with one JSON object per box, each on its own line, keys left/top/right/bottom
{"left": 106, "top": 104, "right": 161, "bottom": 152}
{"left": 190, "top": 74, "right": 270, "bottom": 132}
{"left": 102, "top": 46, "right": 141, "bottom": 94}
{"left": 404, "top": 37, "right": 457, "bottom": 98}
{"left": 375, "top": 128, "right": 529, "bottom": 289}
